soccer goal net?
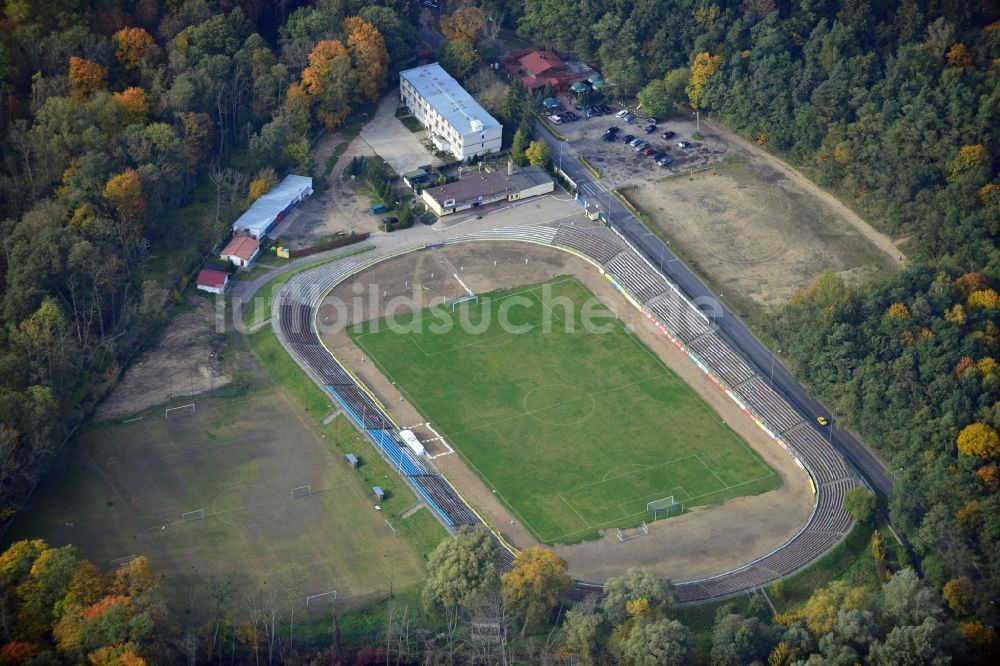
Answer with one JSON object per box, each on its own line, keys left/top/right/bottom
{"left": 617, "top": 522, "right": 649, "bottom": 542}
{"left": 290, "top": 485, "right": 313, "bottom": 499}
{"left": 647, "top": 496, "right": 682, "bottom": 519}
{"left": 447, "top": 295, "right": 479, "bottom": 311}
{"left": 165, "top": 403, "right": 196, "bottom": 419}
{"left": 182, "top": 509, "right": 205, "bottom": 523}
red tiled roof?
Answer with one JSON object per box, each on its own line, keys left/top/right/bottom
{"left": 197, "top": 269, "right": 229, "bottom": 289}
{"left": 221, "top": 235, "right": 260, "bottom": 262}
{"left": 519, "top": 50, "right": 563, "bottom": 76}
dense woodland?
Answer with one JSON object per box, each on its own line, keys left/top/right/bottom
{"left": 1, "top": 0, "right": 999, "bottom": 663}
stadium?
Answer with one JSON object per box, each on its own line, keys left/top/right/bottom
{"left": 273, "top": 220, "right": 858, "bottom": 603}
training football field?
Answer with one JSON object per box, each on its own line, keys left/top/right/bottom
{"left": 350, "top": 277, "right": 778, "bottom": 544}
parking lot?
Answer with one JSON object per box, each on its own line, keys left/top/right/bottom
{"left": 548, "top": 103, "right": 733, "bottom": 188}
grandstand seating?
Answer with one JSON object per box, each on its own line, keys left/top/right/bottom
{"left": 734, "top": 376, "right": 805, "bottom": 433}
{"left": 604, "top": 252, "right": 668, "bottom": 303}
{"left": 645, "top": 291, "right": 711, "bottom": 343}
{"left": 552, "top": 225, "right": 623, "bottom": 265}
{"left": 274, "top": 224, "right": 863, "bottom": 601}
{"left": 783, "top": 424, "right": 852, "bottom": 483}
{"left": 689, "top": 334, "right": 756, "bottom": 386}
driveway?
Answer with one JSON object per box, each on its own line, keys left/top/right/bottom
{"left": 360, "top": 90, "right": 442, "bottom": 175}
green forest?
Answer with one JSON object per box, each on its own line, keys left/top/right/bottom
{"left": 0, "top": 0, "right": 999, "bottom": 663}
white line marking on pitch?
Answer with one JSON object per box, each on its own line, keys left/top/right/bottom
{"left": 452, "top": 273, "right": 474, "bottom": 296}
{"left": 423, "top": 422, "right": 455, "bottom": 459}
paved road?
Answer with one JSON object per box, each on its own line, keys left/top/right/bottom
{"left": 538, "top": 122, "right": 894, "bottom": 496}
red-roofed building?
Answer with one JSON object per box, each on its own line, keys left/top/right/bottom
{"left": 220, "top": 235, "right": 261, "bottom": 268}
{"left": 503, "top": 49, "right": 594, "bottom": 93}
{"left": 196, "top": 268, "right": 230, "bottom": 295}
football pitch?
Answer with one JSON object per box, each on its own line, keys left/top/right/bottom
{"left": 350, "top": 277, "right": 779, "bottom": 544}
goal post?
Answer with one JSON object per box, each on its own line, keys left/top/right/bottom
{"left": 617, "top": 522, "right": 649, "bottom": 542}
{"left": 647, "top": 496, "right": 682, "bottom": 519}
{"left": 290, "top": 485, "right": 313, "bottom": 499}
{"left": 448, "top": 294, "right": 479, "bottom": 311}
{"left": 165, "top": 403, "right": 196, "bottom": 419}
{"left": 182, "top": 509, "right": 205, "bottom": 522}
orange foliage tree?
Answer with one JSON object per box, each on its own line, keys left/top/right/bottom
{"left": 957, "top": 422, "right": 1000, "bottom": 459}
{"left": 113, "top": 27, "right": 157, "bottom": 70}
{"left": 501, "top": 546, "right": 573, "bottom": 633}
{"left": 103, "top": 169, "right": 146, "bottom": 235}
{"left": 946, "top": 43, "right": 973, "bottom": 69}
{"left": 298, "top": 40, "right": 353, "bottom": 129}
{"left": 943, "top": 576, "right": 975, "bottom": 615}
{"left": 884, "top": 302, "right": 910, "bottom": 319}
{"left": 112, "top": 87, "right": 149, "bottom": 124}
{"left": 439, "top": 6, "right": 486, "bottom": 43}
{"left": 949, "top": 144, "right": 989, "bottom": 181}
{"left": 68, "top": 56, "right": 107, "bottom": 99}
{"left": 955, "top": 272, "right": 989, "bottom": 295}
{"left": 344, "top": 17, "right": 390, "bottom": 102}
{"left": 977, "top": 464, "right": 999, "bottom": 490}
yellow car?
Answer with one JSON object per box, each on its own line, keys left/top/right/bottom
{"left": 817, "top": 416, "right": 829, "bottom": 426}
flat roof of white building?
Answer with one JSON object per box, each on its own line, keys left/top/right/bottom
{"left": 232, "top": 174, "right": 313, "bottom": 238}
{"left": 401, "top": 63, "right": 501, "bottom": 135}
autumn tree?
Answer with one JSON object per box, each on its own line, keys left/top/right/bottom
{"left": 957, "top": 422, "right": 1000, "bottom": 459}
{"left": 946, "top": 43, "right": 972, "bottom": 69}
{"left": 297, "top": 39, "right": 353, "bottom": 129}
{"left": 602, "top": 568, "right": 673, "bottom": 627}
{"left": 525, "top": 139, "right": 549, "bottom": 167}
{"left": 502, "top": 546, "right": 572, "bottom": 634}
{"left": 797, "top": 581, "right": 869, "bottom": 635}
{"left": 247, "top": 167, "right": 278, "bottom": 204}
{"left": 439, "top": 6, "right": 486, "bottom": 44}
{"left": 103, "top": 169, "right": 146, "bottom": 234}
{"left": 686, "top": 51, "right": 722, "bottom": 110}
{"left": 113, "top": 27, "right": 157, "bottom": 71}
{"left": 113, "top": 87, "right": 150, "bottom": 124}
{"left": 344, "top": 16, "right": 390, "bottom": 102}
{"left": 942, "top": 577, "right": 975, "bottom": 616}
{"left": 68, "top": 56, "right": 107, "bottom": 100}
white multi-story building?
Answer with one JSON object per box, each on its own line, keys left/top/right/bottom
{"left": 400, "top": 63, "right": 502, "bottom": 160}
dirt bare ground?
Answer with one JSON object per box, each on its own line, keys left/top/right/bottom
{"left": 703, "top": 117, "right": 906, "bottom": 266}
{"left": 95, "top": 297, "right": 230, "bottom": 422}
{"left": 275, "top": 129, "right": 378, "bottom": 248}
{"left": 629, "top": 155, "right": 897, "bottom": 316}
{"left": 317, "top": 241, "right": 813, "bottom": 583}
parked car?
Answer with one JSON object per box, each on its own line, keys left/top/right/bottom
{"left": 606, "top": 126, "right": 619, "bottom": 134}
{"left": 584, "top": 107, "right": 595, "bottom": 118}
{"left": 621, "top": 134, "right": 635, "bottom": 143}
{"left": 590, "top": 106, "right": 604, "bottom": 116}
{"left": 575, "top": 103, "right": 586, "bottom": 111}
{"left": 633, "top": 141, "right": 649, "bottom": 151}
{"left": 598, "top": 105, "right": 611, "bottom": 114}
{"left": 629, "top": 137, "right": 643, "bottom": 147}
{"left": 381, "top": 216, "right": 399, "bottom": 225}
{"left": 622, "top": 112, "right": 635, "bottom": 122}
{"left": 644, "top": 125, "right": 656, "bottom": 134}
{"left": 565, "top": 111, "right": 579, "bottom": 121}
{"left": 657, "top": 156, "right": 674, "bottom": 166}
{"left": 547, "top": 115, "right": 562, "bottom": 124}
{"left": 615, "top": 109, "right": 630, "bottom": 118}
{"left": 651, "top": 151, "right": 665, "bottom": 160}
{"left": 677, "top": 141, "right": 691, "bottom": 148}
{"left": 601, "top": 132, "right": 616, "bottom": 142}
{"left": 641, "top": 146, "right": 656, "bottom": 156}
{"left": 662, "top": 130, "right": 676, "bottom": 139}
{"left": 371, "top": 203, "right": 389, "bottom": 214}
{"left": 646, "top": 117, "right": 657, "bottom": 125}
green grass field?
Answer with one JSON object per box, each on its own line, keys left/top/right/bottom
{"left": 349, "top": 277, "right": 779, "bottom": 544}
{"left": 4, "top": 389, "right": 445, "bottom": 604}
